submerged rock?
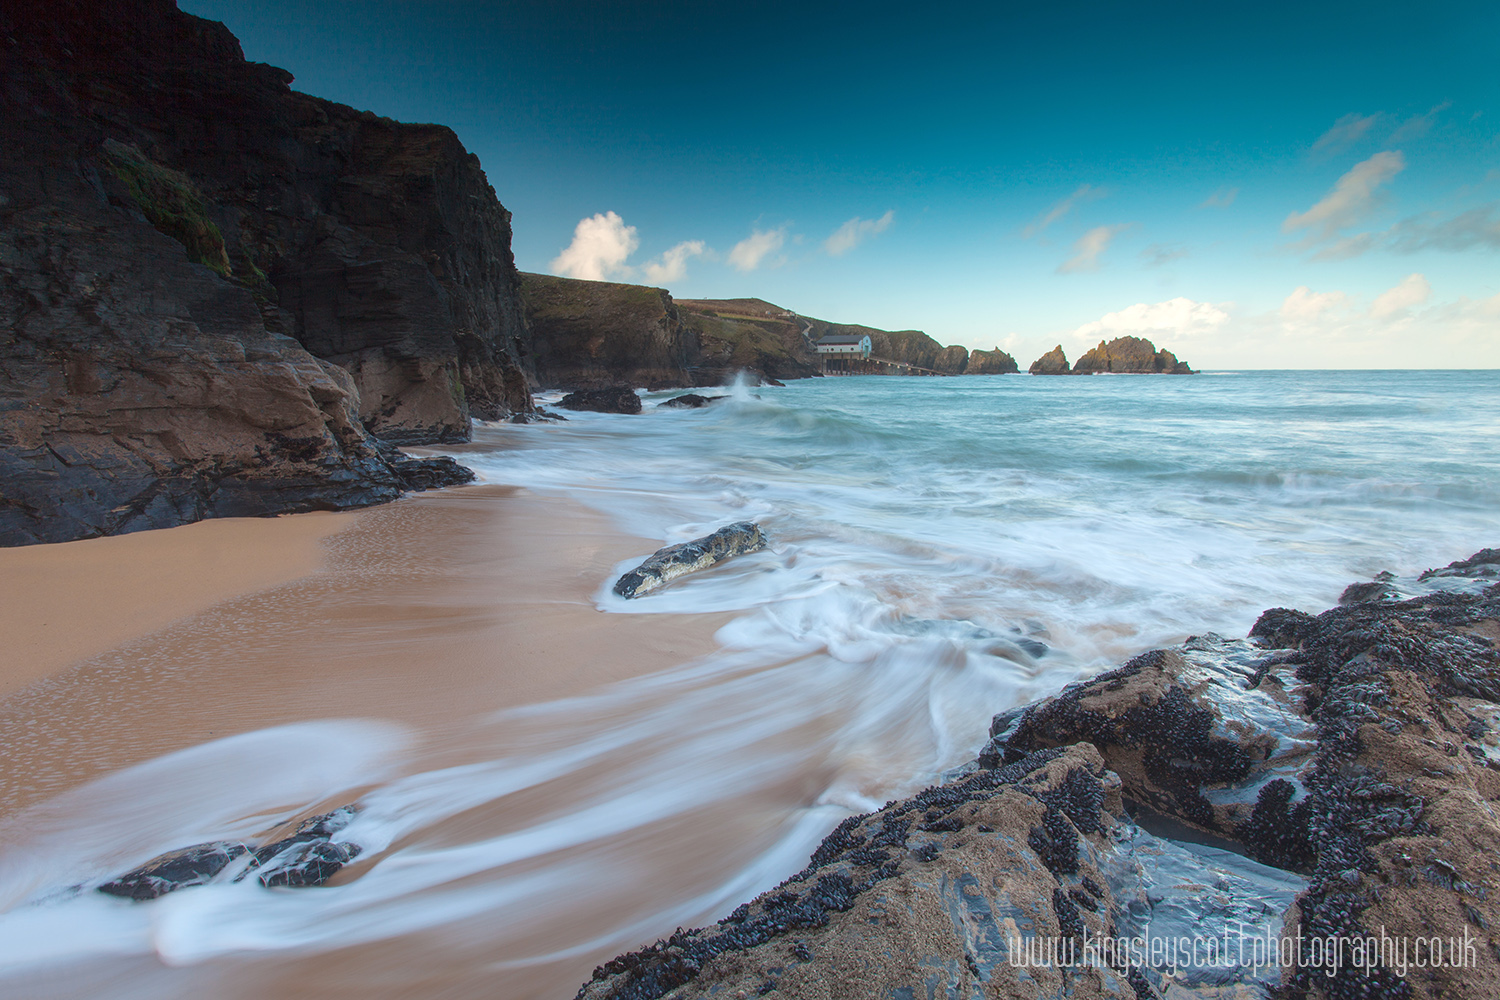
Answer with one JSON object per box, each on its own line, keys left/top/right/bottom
{"left": 613, "top": 522, "right": 767, "bottom": 598}
{"left": 97, "top": 806, "right": 361, "bottom": 900}
{"left": 558, "top": 386, "right": 644, "bottom": 414}
{"left": 659, "top": 393, "right": 726, "bottom": 408}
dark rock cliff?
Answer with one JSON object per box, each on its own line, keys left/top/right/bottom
{"left": 933, "top": 344, "right": 969, "bottom": 375}
{"left": 0, "top": 0, "right": 522, "bottom": 545}
{"left": 520, "top": 277, "right": 820, "bottom": 389}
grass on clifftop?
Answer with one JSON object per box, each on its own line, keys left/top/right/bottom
{"left": 519, "top": 272, "right": 666, "bottom": 323}
{"left": 681, "top": 310, "right": 796, "bottom": 368}
{"left": 103, "top": 140, "right": 232, "bottom": 278}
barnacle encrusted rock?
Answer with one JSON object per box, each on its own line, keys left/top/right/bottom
{"left": 1246, "top": 569, "right": 1500, "bottom": 1000}
{"left": 612, "top": 522, "right": 767, "bottom": 598}
{"left": 577, "top": 746, "right": 1147, "bottom": 1000}
{"left": 993, "top": 638, "right": 1315, "bottom": 845}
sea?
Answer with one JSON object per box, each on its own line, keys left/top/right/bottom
{"left": 0, "top": 370, "right": 1496, "bottom": 998}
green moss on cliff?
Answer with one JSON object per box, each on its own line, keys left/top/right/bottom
{"left": 103, "top": 140, "right": 231, "bottom": 277}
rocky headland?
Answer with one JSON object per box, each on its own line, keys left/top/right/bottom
{"left": 0, "top": 0, "right": 526, "bottom": 545}
{"left": 1029, "top": 338, "right": 1195, "bottom": 376}
{"left": 577, "top": 548, "right": 1500, "bottom": 999}
{"left": 521, "top": 280, "right": 1021, "bottom": 389}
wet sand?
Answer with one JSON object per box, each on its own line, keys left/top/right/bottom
{"left": 0, "top": 485, "right": 731, "bottom": 814}
{"left": 0, "top": 486, "right": 857, "bottom": 1000}
{"left": 0, "top": 485, "right": 982, "bottom": 1000}
{"left": 0, "top": 512, "right": 353, "bottom": 696}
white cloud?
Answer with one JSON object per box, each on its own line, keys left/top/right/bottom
{"left": 1199, "top": 186, "right": 1239, "bottom": 209}
{"left": 1280, "top": 286, "right": 1355, "bottom": 324}
{"left": 1389, "top": 204, "right": 1500, "bottom": 252}
{"left": 728, "top": 226, "right": 787, "bottom": 272}
{"left": 1370, "top": 273, "right": 1431, "bottom": 318}
{"left": 1311, "top": 112, "right": 1381, "bottom": 157}
{"left": 641, "top": 240, "right": 706, "bottom": 285}
{"left": 1023, "top": 184, "right": 1106, "bottom": 238}
{"left": 1058, "top": 223, "right": 1130, "bottom": 274}
{"left": 825, "top": 210, "right": 894, "bottom": 256}
{"left": 551, "top": 211, "right": 639, "bottom": 281}
{"left": 1074, "top": 297, "right": 1230, "bottom": 341}
{"left": 1283, "top": 151, "right": 1405, "bottom": 244}
{"left": 1389, "top": 101, "right": 1451, "bottom": 144}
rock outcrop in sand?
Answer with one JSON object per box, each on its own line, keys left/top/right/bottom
{"left": 580, "top": 549, "right": 1500, "bottom": 999}
{"left": 613, "top": 522, "right": 768, "bottom": 598}
{"left": 0, "top": 0, "right": 519, "bottom": 544}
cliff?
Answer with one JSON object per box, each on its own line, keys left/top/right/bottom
{"left": 963, "top": 348, "right": 1020, "bottom": 374}
{"left": 521, "top": 274, "right": 700, "bottom": 389}
{"left": 523, "top": 272, "right": 998, "bottom": 385}
{"left": 519, "top": 279, "right": 822, "bottom": 389}
{"left": 1071, "top": 336, "right": 1194, "bottom": 374}
{"left": 674, "top": 299, "right": 821, "bottom": 382}
{"left": 1, "top": 0, "right": 525, "bottom": 544}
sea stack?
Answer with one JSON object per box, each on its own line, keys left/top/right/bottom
{"left": 1028, "top": 344, "right": 1071, "bottom": 374}
{"left": 964, "top": 348, "right": 1020, "bottom": 374}
{"left": 1072, "top": 336, "right": 1195, "bottom": 374}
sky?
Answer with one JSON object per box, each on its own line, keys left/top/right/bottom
{"left": 180, "top": 0, "right": 1500, "bottom": 368}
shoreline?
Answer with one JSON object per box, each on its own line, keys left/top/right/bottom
{"left": 580, "top": 550, "right": 1500, "bottom": 1000}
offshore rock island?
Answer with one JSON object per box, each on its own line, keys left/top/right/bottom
{"left": 1028, "top": 337, "right": 1196, "bottom": 375}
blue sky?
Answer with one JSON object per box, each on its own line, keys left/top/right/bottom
{"left": 181, "top": 0, "right": 1499, "bottom": 367}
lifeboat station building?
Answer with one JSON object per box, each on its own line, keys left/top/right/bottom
{"left": 813, "top": 333, "right": 872, "bottom": 373}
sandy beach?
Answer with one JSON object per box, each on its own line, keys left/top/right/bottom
{"left": 0, "top": 485, "right": 732, "bottom": 813}
{"left": 0, "top": 512, "right": 354, "bottom": 697}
